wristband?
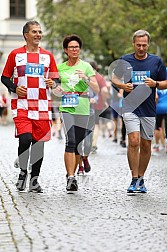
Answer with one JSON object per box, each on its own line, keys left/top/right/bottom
{"left": 85, "top": 77, "right": 90, "bottom": 84}
{"left": 52, "top": 82, "right": 58, "bottom": 89}
{"left": 155, "top": 81, "right": 159, "bottom": 88}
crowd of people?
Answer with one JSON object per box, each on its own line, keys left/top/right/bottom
{"left": 1, "top": 21, "right": 167, "bottom": 194}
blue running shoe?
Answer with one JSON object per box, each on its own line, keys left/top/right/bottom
{"left": 137, "top": 177, "right": 147, "bottom": 193}
{"left": 127, "top": 178, "right": 138, "bottom": 193}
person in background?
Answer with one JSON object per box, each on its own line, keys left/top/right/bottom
{"left": 77, "top": 88, "right": 98, "bottom": 175}
{"left": 117, "top": 88, "right": 127, "bottom": 147}
{"left": 1, "top": 20, "right": 59, "bottom": 193}
{"left": 110, "top": 85, "right": 121, "bottom": 143}
{"left": 147, "top": 86, "right": 167, "bottom": 154}
{"left": 0, "top": 92, "right": 8, "bottom": 125}
{"left": 0, "top": 92, "right": 6, "bottom": 124}
{"left": 90, "top": 62, "right": 109, "bottom": 154}
{"left": 51, "top": 96, "right": 63, "bottom": 140}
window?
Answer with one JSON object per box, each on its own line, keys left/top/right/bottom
{"left": 10, "top": 0, "right": 25, "bottom": 18}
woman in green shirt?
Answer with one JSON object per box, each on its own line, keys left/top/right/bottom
{"left": 54, "top": 34, "right": 99, "bottom": 192}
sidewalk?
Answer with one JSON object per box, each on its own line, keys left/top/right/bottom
{"left": 0, "top": 124, "right": 167, "bottom": 252}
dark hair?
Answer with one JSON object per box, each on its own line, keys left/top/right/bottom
{"left": 63, "top": 34, "right": 82, "bottom": 49}
{"left": 22, "top": 20, "right": 40, "bottom": 39}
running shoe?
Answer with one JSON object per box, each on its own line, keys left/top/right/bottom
{"left": 14, "top": 158, "right": 19, "bottom": 168}
{"left": 121, "top": 141, "right": 126, "bottom": 148}
{"left": 77, "top": 166, "right": 84, "bottom": 175}
{"left": 16, "top": 170, "right": 27, "bottom": 191}
{"left": 152, "top": 144, "right": 159, "bottom": 152}
{"left": 91, "top": 146, "right": 97, "bottom": 154}
{"left": 66, "top": 177, "right": 78, "bottom": 192}
{"left": 82, "top": 158, "right": 91, "bottom": 173}
{"left": 29, "top": 179, "right": 43, "bottom": 193}
{"left": 112, "top": 139, "right": 118, "bottom": 143}
{"left": 137, "top": 177, "right": 147, "bottom": 193}
{"left": 127, "top": 178, "right": 138, "bottom": 193}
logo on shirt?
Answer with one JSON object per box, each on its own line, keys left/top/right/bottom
{"left": 40, "top": 56, "right": 46, "bottom": 62}
{"left": 16, "top": 56, "right": 24, "bottom": 63}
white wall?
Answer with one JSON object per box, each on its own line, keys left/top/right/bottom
{"left": 26, "top": 0, "right": 38, "bottom": 19}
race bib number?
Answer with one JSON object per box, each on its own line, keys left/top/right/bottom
{"left": 25, "top": 63, "right": 44, "bottom": 76}
{"left": 61, "top": 94, "right": 79, "bottom": 107}
{"left": 132, "top": 71, "right": 150, "bottom": 85}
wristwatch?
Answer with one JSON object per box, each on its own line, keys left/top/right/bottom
{"left": 85, "top": 77, "right": 90, "bottom": 84}
{"left": 155, "top": 81, "right": 159, "bottom": 88}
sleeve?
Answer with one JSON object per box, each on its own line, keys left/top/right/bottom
{"left": 1, "top": 75, "right": 17, "bottom": 93}
{"left": 1, "top": 52, "right": 16, "bottom": 93}
{"left": 48, "top": 53, "right": 59, "bottom": 79}
{"left": 2, "top": 52, "right": 15, "bottom": 78}
{"left": 86, "top": 63, "right": 95, "bottom": 77}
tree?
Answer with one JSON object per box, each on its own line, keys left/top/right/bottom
{"left": 36, "top": 0, "right": 167, "bottom": 73}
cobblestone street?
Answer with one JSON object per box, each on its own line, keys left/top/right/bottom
{"left": 0, "top": 124, "right": 167, "bottom": 252}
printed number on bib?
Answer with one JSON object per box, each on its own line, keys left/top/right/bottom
{"left": 132, "top": 71, "right": 150, "bottom": 85}
{"left": 62, "top": 94, "right": 79, "bottom": 107}
{"left": 25, "top": 63, "right": 44, "bottom": 76}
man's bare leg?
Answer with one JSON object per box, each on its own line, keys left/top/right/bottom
{"left": 138, "top": 138, "right": 151, "bottom": 177}
{"left": 127, "top": 131, "right": 140, "bottom": 178}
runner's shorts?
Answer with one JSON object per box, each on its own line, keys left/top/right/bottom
{"left": 123, "top": 112, "right": 155, "bottom": 140}
{"left": 14, "top": 117, "right": 52, "bottom": 141}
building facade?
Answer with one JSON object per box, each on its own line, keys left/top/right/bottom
{"left": 0, "top": 0, "right": 39, "bottom": 121}
{"left": 0, "top": 0, "right": 40, "bottom": 88}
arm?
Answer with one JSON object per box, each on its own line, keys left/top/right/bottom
{"left": 117, "top": 88, "right": 124, "bottom": 98}
{"left": 145, "top": 78, "right": 167, "bottom": 90}
{"left": 1, "top": 75, "right": 17, "bottom": 93}
{"left": 44, "top": 78, "right": 61, "bottom": 89}
{"left": 111, "top": 73, "right": 133, "bottom": 92}
{"left": 75, "top": 69, "right": 99, "bottom": 94}
{"left": 101, "top": 86, "right": 109, "bottom": 104}
{"left": 1, "top": 75, "right": 28, "bottom": 97}
{"left": 87, "top": 75, "right": 99, "bottom": 94}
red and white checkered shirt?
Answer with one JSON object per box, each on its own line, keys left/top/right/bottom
{"left": 2, "top": 46, "right": 59, "bottom": 120}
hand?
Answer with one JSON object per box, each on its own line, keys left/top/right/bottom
{"left": 90, "top": 98, "right": 96, "bottom": 104}
{"left": 75, "top": 70, "right": 86, "bottom": 80}
{"left": 16, "top": 86, "right": 27, "bottom": 97}
{"left": 124, "top": 83, "right": 133, "bottom": 92}
{"left": 145, "top": 78, "right": 156, "bottom": 88}
{"left": 52, "top": 85, "right": 64, "bottom": 97}
{"left": 44, "top": 78, "right": 55, "bottom": 88}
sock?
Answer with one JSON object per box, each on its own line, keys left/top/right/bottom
{"left": 68, "top": 175, "right": 74, "bottom": 179}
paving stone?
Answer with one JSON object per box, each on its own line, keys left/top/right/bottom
{"left": 0, "top": 124, "right": 167, "bottom": 252}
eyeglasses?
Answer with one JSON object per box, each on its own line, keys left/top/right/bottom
{"left": 67, "top": 46, "right": 80, "bottom": 50}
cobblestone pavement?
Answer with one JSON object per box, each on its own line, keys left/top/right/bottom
{"left": 0, "top": 124, "right": 167, "bottom": 252}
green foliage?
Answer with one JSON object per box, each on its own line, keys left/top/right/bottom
{"left": 36, "top": 0, "right": 167, "bottom": 73}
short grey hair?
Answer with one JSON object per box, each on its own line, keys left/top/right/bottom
{"left": 132, "top": 30, "right": 151, "bottom": 44}
{"left": 22, "top": 20, "right": 41, "bottom": 40}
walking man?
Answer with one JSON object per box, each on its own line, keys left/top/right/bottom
{"left": 112, "top": 30, "right": 166, "bottom": 193}
{"left": 1, "top": 20, "right": 59, "bottom": 192}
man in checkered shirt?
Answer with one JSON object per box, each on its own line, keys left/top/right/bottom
{"left": 1, "top": 20, "right": 60, "bottom": 193}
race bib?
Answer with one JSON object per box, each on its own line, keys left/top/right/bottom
{"left": 61, "top": 94, "right": 79, "bottom": 107}
{"left": 25, "top": 63, "right": 44, "bottom": 76}
{"left": 132, "top": 71, "right": 150, "bottom": 85}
